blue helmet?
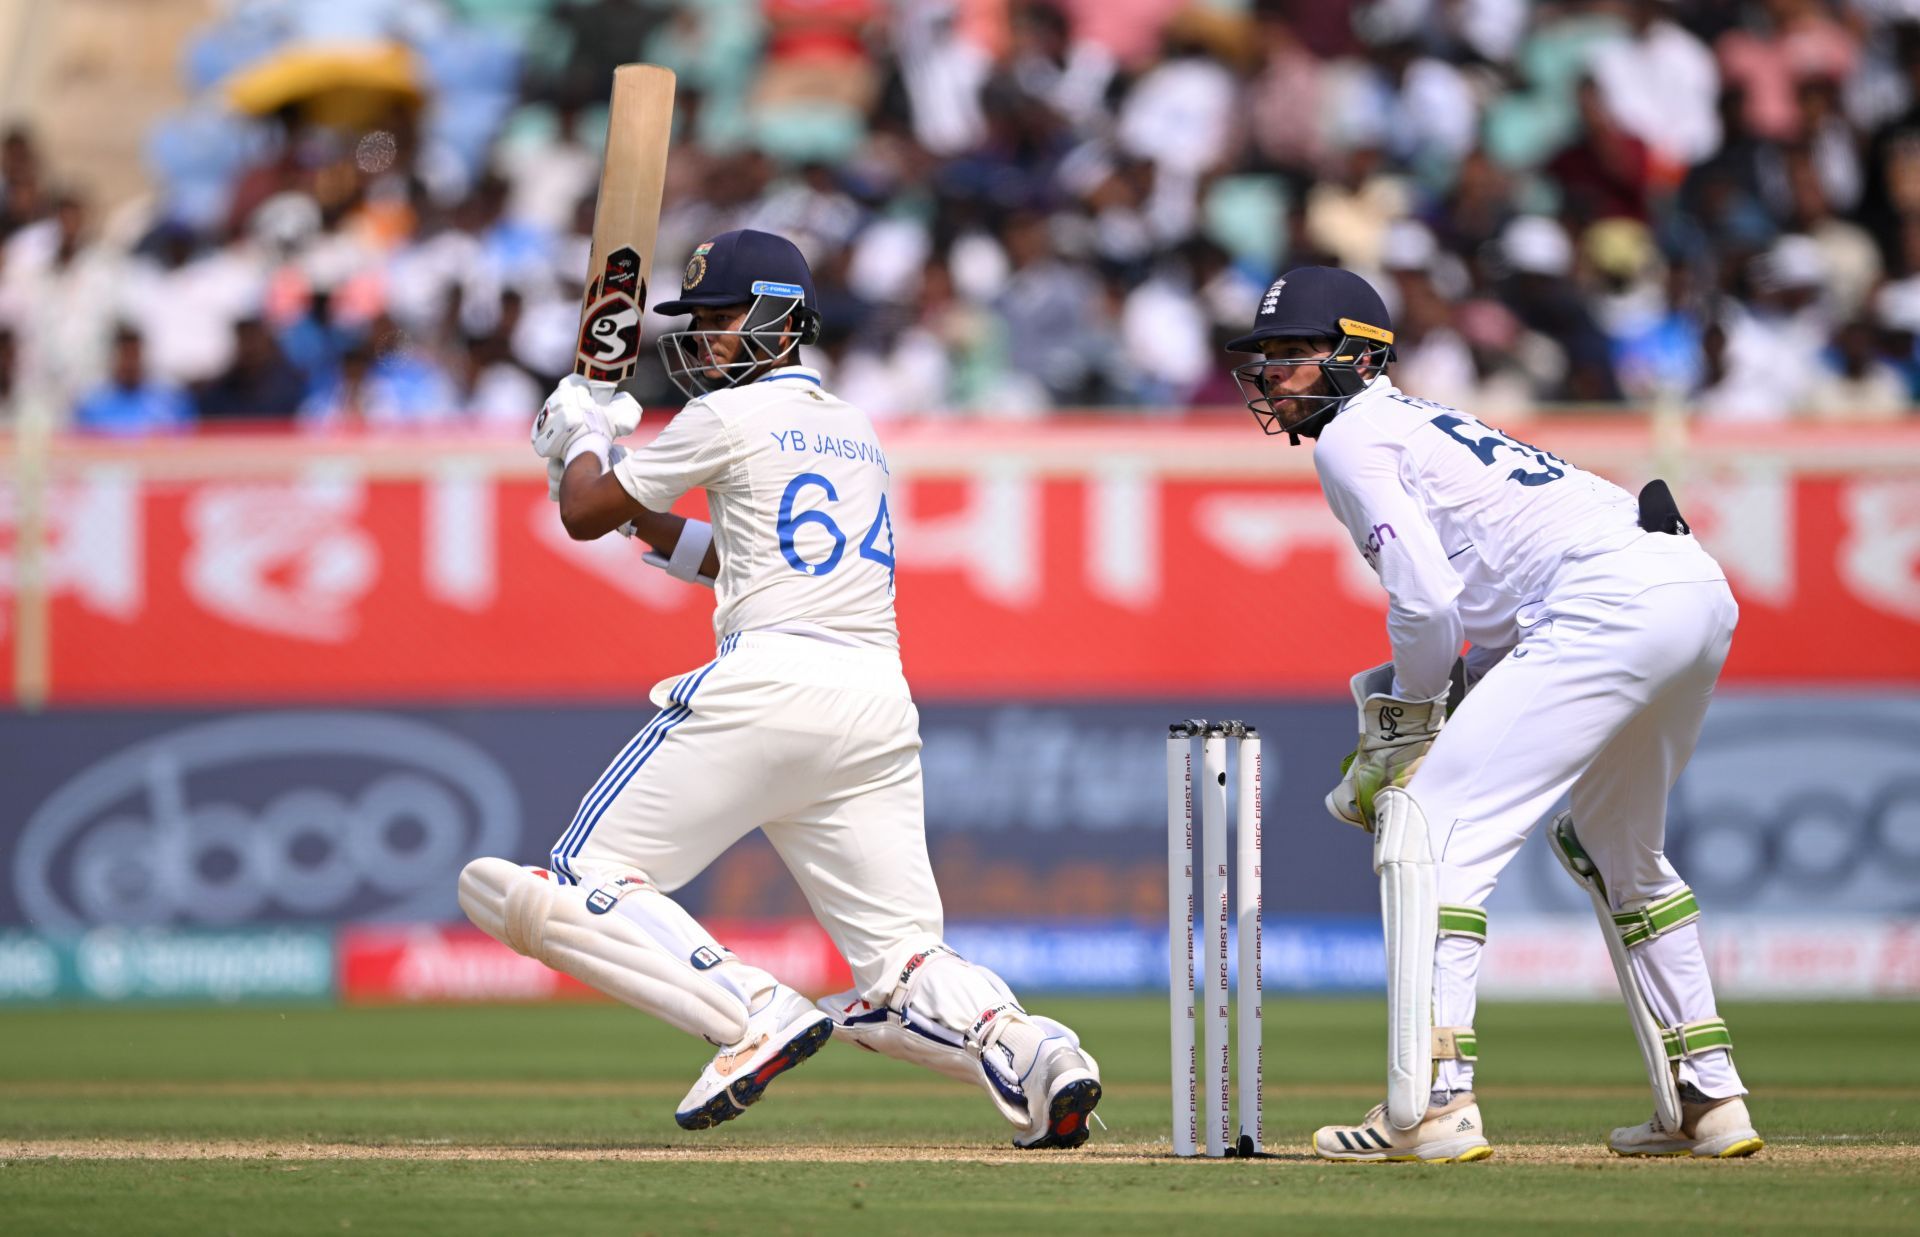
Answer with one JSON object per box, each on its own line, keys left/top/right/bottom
{"left": 1225, "top": 266, "right": 1395, "bottom": 444}
{"left": 656, "top": 229, "right": 822, "bottom": 398}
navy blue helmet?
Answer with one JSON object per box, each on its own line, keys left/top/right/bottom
{"left": 656, "top": 229, "right": 822, "bottom": 398}
{"left": 1225, "top": 266, "right": 1395, "bottom": 444}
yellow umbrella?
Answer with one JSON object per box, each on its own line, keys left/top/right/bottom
{"left": 223, "top": 41, "right": 424, "bottom": 129}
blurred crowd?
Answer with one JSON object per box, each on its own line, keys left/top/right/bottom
{"left": 4, "top": 0, "right": 1920, "bottom": 432}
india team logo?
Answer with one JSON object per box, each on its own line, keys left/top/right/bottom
{"left": 684, "top": 240, "right": 713, "bottom": 290}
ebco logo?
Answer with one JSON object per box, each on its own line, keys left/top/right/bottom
{"left": 13, "top": 714, "right": 520, "bottom": 929}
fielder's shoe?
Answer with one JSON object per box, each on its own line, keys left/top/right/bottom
{"left": 674, "top": 985, "right": 833, "bottom": 1130}
{"left": 984, "top": 1024, "right": 1103, "bottom": 1150}
{"left": 1312, "top": 1093, "right": 1492, "bottom": 1163}
{"left": 1609, "top": 1088, "right": 1763, "bottom": 1158}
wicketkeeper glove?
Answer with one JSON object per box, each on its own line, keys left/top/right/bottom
{"left": 1326, "top": 662, "right": 1450, "bottom": 832}
{"left": 532, "top": 374, "right": 643, "bottom": 465}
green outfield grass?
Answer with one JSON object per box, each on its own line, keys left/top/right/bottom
{"left": 3, "top": 998, "right": 1916, "bottom": 1235}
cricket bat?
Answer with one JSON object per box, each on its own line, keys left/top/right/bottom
{"left": 574, "top": 64, "right": 677, "bottom": 384}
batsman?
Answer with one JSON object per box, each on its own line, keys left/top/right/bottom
{"left": 458, "top": 229, "right": 1101, "bottom": 1148}
{"left": 1227, "top": 267, "right": 1763, "bottom": 1162}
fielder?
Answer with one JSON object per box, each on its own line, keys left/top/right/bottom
{"left": 1226, "top": 266, "right": 1762, "bottom": 1162}
{"left": 457, "top": 229, "right": 1101, "bottom": 1147}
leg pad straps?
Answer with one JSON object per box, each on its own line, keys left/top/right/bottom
{"left": 1663, "top": 1017, "right": 1733, "bottom": 1061}
{"left": 1431, "top": 907, "right": 1482, "bottom": 1065}
{"left": 1438, "top": 903, "right": 1487, "bottom": 943}
{"left": 1431, "top": 1026, "right": 1477, "bottom": 1062}
{"left": 1613, "top": 888, "right": 1700, "bottom": 948}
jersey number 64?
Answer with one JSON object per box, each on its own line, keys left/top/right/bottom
{"left": 777, "top": 472, "right": 896, "bottom": 591}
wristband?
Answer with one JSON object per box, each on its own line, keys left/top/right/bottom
{"left": 664, "top": 519, "right": 713, "bottom": 582}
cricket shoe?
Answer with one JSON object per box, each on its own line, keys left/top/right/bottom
{"left": 674, "top": 985, "right": 833, "bottom": 1131}
{"left": 1609, "top": 1087, "right": 1763, "bottom": 1159}
{"left": 979, "top": 1019, "right": 1104, "bottom": 1150}
{"left": 1312, "top": 1093, "right": 1492, "bottom": 1163}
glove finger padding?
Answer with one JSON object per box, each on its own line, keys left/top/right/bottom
{"left": 533, "top": 376, "right": 628, "bottom": 461}
{"left": 1325, "top": 752, "right": 1370, "bottom": 830}
{"left": 558, "top": 372, "right": 643, "bottom": 438}
{"left": 598, "top": 388, "right": 643, "bottom": 437}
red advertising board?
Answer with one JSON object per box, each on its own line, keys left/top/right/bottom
{"left": 339, "top": 919, "right": 853, "bottom": 1004}
{"left": 5, "top": 419, "right": 1920, "bottom": 703}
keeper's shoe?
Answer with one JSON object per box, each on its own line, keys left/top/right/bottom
{"left": 985, "top": 1027, "right": 1103, "bottom": 1150}
{"left": 674, "top": 985, "right": 832, "bottom": 1131}
{"left": 1609, "top": 1091, "right": 1763, "bottom": 1159}
{"left": 1312, "top": 1093, "right": 1492, "bottom": 1163}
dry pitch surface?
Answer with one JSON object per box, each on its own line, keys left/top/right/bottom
{"left": 8, "top": 1136, "right": 1919, "bottom": 1168}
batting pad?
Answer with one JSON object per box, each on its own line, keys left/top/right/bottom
{"left": 1373, "top": 788, "right": 1438, "bottom": 1132}
{"left": 820, "top": 953, "right": 1092, "bottom": 1131}
{"left": 457, "top": 857, "right": 748, "bottom": 1045}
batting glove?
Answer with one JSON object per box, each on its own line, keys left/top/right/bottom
{"left": 532, "top": 374, "right": 643, "bottom": 463}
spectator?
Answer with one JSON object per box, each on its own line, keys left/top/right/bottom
{"left": 1366, "top": 36, "right": 1480, "bottom": 180}
{"left": 0, "top": 325, "right": 16, "bottom": 421}
{"left": 1546, "top": 76, "right": 1657, "bottom": 226}
{"left": 1778, "top": 145, "right": 1880, "bottom": 320}
{"left": 300, "top": 313, "right": 455, "bottom": 427}
{"left": 1610, "top": 251, "right": 1711, "bottom": 402}
{"left": 1804, "top": 319, "right": 1911, "bottom": 419}
{"left": 1715, "top": 0, "right": 1857, "bottom": 143}
{"left": 994, "top": 210, "right": 1105, "bottom": 404}
{"left": 73, "top": 326, "right": 193, "bottom": 434}
{"left": 1588, "top": 0, "right": 1722, "bottom": 176}
{"left": 1860, "top": 24, "right": 1920, "bottom": 271}
{"left": 0, "top": 126, "right": 48, "bottom": 239}
{"left": 1694, "top": 314, "right": 1792, "bottom": 420}
{"left": 197, "top": 316, "right": 308, "bottom": 420}
{"left": 1007, "top": 0, "right": 1115, "bottom": 133}
{"left": 1115, "top": 15, "right": 1244, "bottom": 235}
{"left": 1118, "top": 252, "right": 1211, "bottom": 405}
{"left": 1245, "top": 10, "right": 1325, "bottom": 182}
{"left": 1495, "top": 215, "right": 1624, "bottom": 402}
{"left": 456, "top": 332, "right": 542, "bottom": 426}
{"left": 122, "top": 221, "right": 263, "bottom": 387}
{"left": 1, "top": 192, "right": 119, "bottom": 413}
{"left": 1304, "top": 145, "right": 1412, "bottom": 271}
{"left": 1798, "top": 76, "right": 1861, "bottom": 212}
{"left": 18, "top": 0, "right": 1920, "bottom": 425}
{"left": 1696, "top": 235, "right": 1835, "bottom": 421}
{"left": 1872, "top": 277, "right": 1920, "bottom": 397}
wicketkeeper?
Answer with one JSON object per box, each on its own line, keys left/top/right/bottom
{"left": 1227, "top": 266, "right": 1762, "bottom": 1162}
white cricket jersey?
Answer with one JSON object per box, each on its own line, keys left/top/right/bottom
{"left": 1312, "top": 377, "right": 1724, "bottom": 699}
{"left": 612, "top": 366, "right": 899, "bottom": 650}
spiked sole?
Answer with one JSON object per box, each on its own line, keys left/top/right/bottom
{"left": 1609, "top": 1135, "right": 1764, "bottom": 1160}
{"left": 1015, "top": 1077, "right": 1103, "bottom": 1150}
{"left": 1311, "top": 1140, "right": 1494, "bottom": 1163}
{"left": 675, "top": 1017, "right": 834, "bottom": 1131}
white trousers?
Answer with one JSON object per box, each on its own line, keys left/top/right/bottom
{"left": 1409, "top": 540, "right": 1745, "bottom": 1097}
{"left": 547, "top": 632, "right": 944, "bottom": 998}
